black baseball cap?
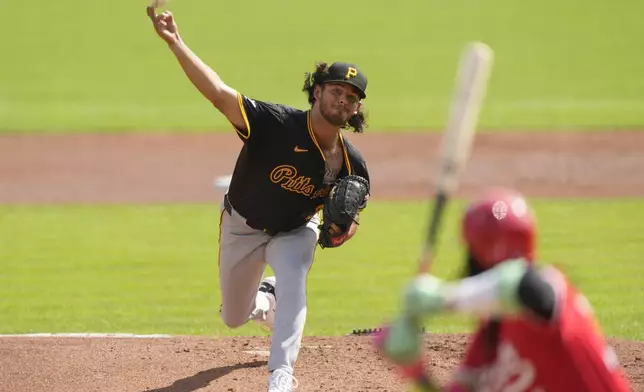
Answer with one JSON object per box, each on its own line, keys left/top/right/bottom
{"left": 323, "top": 62, "right": 368, "bottom": 99}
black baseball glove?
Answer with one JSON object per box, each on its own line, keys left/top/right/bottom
{"left": 318, "top": 175, "right": 370, "bottom": 249}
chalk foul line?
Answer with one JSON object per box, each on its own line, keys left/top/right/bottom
{"left": 0, "top": 333, "right": 174, "bottom": 338}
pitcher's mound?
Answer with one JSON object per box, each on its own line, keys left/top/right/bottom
{"left": 1, "top": 334, "right": 642, "bottom": 391}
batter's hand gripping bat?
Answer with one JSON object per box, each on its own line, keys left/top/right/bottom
{"left": 409, "top": 41, "right": 495, "bottom": 391}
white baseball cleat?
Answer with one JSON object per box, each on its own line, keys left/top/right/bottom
{"left": 249, "top": 276, "right": 276, "bottom": 331}
{"left": 268, "top": 368, "right": 298, "bottom": 392}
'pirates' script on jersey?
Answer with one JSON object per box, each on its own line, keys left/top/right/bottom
{"left": 270, "top": 165, "right": 331, "bottom": 199}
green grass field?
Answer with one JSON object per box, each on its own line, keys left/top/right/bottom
{"left": 1, "top": 200, "right": 642, "bottom": 339}
{"left": 1, "top": 0, "right": 642, "bottom": 349}
{"left": 1, "top": 0, "right": 643, "bottom": 132}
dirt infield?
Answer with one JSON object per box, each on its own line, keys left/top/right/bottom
{"left": 1, "top": 130, "right": 643, "bottom": 391}
{"left": 1, "top": 335, "right": 640, "bottom": 392}
{"left": 2, "top": 130, "right": 644, "bottom": 203}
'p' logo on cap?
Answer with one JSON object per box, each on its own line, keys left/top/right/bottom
{"left": 325, "top": 62, "right": 367, "bottom": 99}
{"left": 345, "top": 67, "right": 358, "bottom": 79}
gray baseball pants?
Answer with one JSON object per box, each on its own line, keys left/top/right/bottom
{"left": 217, "top": 195, "right": 320, "bottom": 375}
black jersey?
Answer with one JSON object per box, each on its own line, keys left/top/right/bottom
{"left": 225, "top": 93, "right": 370, "bottom": 235}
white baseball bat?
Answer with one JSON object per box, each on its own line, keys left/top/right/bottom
{"left": 417, "top": 41, "right": 494, "bottom": 275}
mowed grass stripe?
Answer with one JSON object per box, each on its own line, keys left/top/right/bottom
{"left": 1, "top": 0, "right": 643, "bottom": 131}
{"left": 0, "top": 200, "right": 642, "bottom": 339}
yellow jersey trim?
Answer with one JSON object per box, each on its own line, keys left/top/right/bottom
{"left": 308, "top": 111, "right": 353, "bottom": 174}
{"left": 338, "top": 132, "right": 352, "bottom": 175}
{"left": 217, "top": 207, "right": 226, "bottom": 268}
{"left": 234, "top": 92, "right": 251, "bottom": 140}
{"left": 306, "top": 111, "right": 325, "bottom": 161}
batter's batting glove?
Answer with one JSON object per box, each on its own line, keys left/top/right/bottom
{"left": 373, "top": 316, "right": 423, "bottom": 366}
{"left": 404, "top": 275, "right": 448, "bottom": 318}
{"left": 373, "top": 318, "right": 441, "bottom": 392}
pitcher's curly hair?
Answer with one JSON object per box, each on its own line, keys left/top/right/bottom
{"left": 302, "top": 62, "right": 368, "bottom": 133}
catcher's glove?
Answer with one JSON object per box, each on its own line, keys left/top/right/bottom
{"left": 318, "top": 175, "right": 370, "bottom": 249}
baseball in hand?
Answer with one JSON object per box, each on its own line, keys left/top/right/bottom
{"left": 150, "top": 0, "right": 168, "bottom": 8}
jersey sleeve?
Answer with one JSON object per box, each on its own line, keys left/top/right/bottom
{"left": 232, "top": 93, "right": 285, "bottom": 142}
{"left": 529, "top": 266, "right": 570, "bottom": 328}
{"left": 517, "top": 266, "right": 557, "bottom": 320}
{"left": 352, "top": 158, "right": 370, "bottom": 211}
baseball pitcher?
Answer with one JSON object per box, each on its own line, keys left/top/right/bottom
{"left": 146, "top": 7, "right": 371, "bottom": 392}
{"left": 374, "top": 188, "right": 632, "bottom": 392}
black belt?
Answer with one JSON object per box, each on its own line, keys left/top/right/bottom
{"left": 224, "top": 194, "right": 279, "bottom": 236}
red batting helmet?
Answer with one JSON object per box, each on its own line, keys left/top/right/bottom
{"left": 461, "top": 187, "right": 537, "bottom": 270}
